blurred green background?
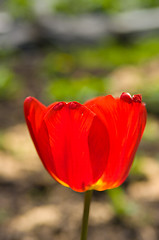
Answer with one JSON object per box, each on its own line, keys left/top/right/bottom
{"left": 0, "top": 1, "right": 159, "bottom": 240}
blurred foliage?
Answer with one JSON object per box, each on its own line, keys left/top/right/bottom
{"left": 46, "top": 77, "right": 107, "bottom": 102}
{"left": 54, "top": 0, "right": 159, "bottom": 14}
{"left": 43, "top": 38, "right": 159, "bottom": 75}
{"left": 142, "top": 82, "right": 159, "bottom": 115}
{"left": 107, "top": 187, "right": 138, "bottom": 217}
{"left": 74, "top": 38, "right": 159, "bottom": 69}
{"left": 0, "top": 208, "right": 9, "bottom": 224}
{"left": 2, "top": 0, "right": 159, "bottom": 19}
{"left": 5, "top": 0, "right": 34, "bottom": 19}
{"left": 143, "top": 116, "right": 159, "bottom": 143}
{"left": 42, "top": 37, "right": 159, "bottom": 110}
{"left": 0, "top": 49, "right": 15, "bottom": 60}
{"left": 43, "top": 52, "right": 75, "bottom": 76}
{"left": 0, "top": 67, "right": 21, "bottom": 101}
{"left": 0, "top": 131, "right": 5, "bottom": 151}
{"left": 130, "top": 155, "right": 148, "bottom": 180}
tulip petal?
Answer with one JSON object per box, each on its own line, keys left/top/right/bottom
{"left": 24, "top": 97, "right": 65, "bottom": 186}
{"left": 85, "top": 94, "right": 147, "bottom": 190}
{"left": 24, "top": 97, "right": 47, "bottom": 156}
{"left": 38, "top": 102, "right": 109, "bottom": 192}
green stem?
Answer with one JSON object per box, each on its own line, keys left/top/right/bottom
{"left": 80, "top": 190, "right": 93, "bottom": 240}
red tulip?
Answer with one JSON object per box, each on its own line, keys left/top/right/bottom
{"left": 24, "top": 93, "right": 146, "bottom": 192}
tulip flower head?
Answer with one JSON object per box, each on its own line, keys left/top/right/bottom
{"left": 24, "top": 93, "right": 146, "bottom": 192}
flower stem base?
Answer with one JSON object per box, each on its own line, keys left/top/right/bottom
{"left": 80, "top": 190, "right": 93, "bottom": 240}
